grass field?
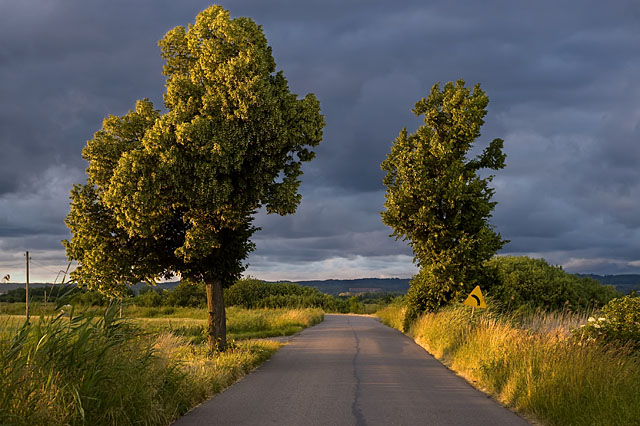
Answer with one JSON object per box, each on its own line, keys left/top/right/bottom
{"left": 0, "top": 304, "right": 323, "bottom": 426}
{"left": 378, "top": 304, "right": 640, "bottom": 426}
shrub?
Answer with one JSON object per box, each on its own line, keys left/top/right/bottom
{"left": 575, "top": 295, "right": 640, "bottom": 348}
{"left": 485, "top": 256, "right": 619, "bottom": 312}
{"left": 225, "top": 279, "right": 348, "bottom": 312}
{"left": 348, "top": 296, "right": 364, "bottom": 314}
{"left": 134, "top": 287, "right": 165, "bottom": 307}
{"left": 403, "top": 267, "right": 451, "bottom": 329}
{"left": 164, "top": 280, "right": 206, "bottom": 307}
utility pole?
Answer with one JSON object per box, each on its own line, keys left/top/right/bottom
{"left": 25, "top": 251, "right": 30, "bottom": 323}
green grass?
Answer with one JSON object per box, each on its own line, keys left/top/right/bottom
{"left": 0, "top": 305, "right": 322, "bottom": 425}
{"left": 378, "top": 304, "right": 640, "bottom": 426}
{"left": 127, "top": 307, "right": 324, "bottom": 343}
{"left": 376, "top": 303, "right": 405, "bottom": 330}
{"left": 0, "top": 302, "right": 62, "bottom": 316}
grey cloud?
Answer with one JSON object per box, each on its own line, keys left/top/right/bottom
{"left": 1, "top": 0, "right": 639, "bottom": 280}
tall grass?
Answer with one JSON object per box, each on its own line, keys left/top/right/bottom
{"left": 0, "top": 306, "right": 186, "bottom": 425}
{"left": 226, "top": 307, "right": 324, "bottom": 339}
{"left": 0, "top": 305, "right": 325, "bottom": 425}
{"left": 376, "top": 304, "right": 405, "bottom": 331}
{"left": 378, "top": 304, "right": 640, "bottom": 426}
{"left": 129, "top": 307, "right": 324, "bottom": 343}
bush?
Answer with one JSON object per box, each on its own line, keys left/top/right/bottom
{"left": 225, "top": 279, "right": 348, "bottom": 312}
{"left": 485, "top": 256, "right": 619, "bottom": 312}
{"left": 70, "top": 289, "right": 110, "bottom": 306}
{"left": 164, "top": 281, "right": 206, "bottom": 307}
{"left": 134, "top": 287, "right": 165, "bottom": 307}
{"left": 348, "top": 296, "right": 364, "bottom": 314}
{"left": 575, "top": 295, "right": 640, "bottom": 348}
{"left": 403, "top": 267, "right": 451, "bottom": 329}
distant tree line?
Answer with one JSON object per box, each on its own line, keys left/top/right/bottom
{"left": 1, "top": 256, "right": 620, "bottom": 317}
{"left": 1, "top": 279, "right": 403, "bottom": 314}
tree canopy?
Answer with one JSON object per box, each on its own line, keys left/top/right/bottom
{"left": 64, "top": 5, "right": 324, "bottom": 350}
{"left": 380, "top": 80, "right": 505, "bottom": 329}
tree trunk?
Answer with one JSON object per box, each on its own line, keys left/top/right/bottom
{"left": 206, "top": 280, "right": 226, "bottom": 352}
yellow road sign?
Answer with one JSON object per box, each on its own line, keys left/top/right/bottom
{"left": 463, "top": 285, "right": 486, "bottom": 308}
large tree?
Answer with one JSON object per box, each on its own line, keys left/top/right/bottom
{"left": 64, "top": 5, "right": 324, "bottom": 351}
{"left": 380, "top": 80, "right": 506, "bottom": 330}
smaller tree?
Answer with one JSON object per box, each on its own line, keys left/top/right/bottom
{"left": 380, "top": 80, "right": 506, "bottom": 329}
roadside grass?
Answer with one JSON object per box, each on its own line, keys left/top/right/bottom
{"left": 0, "top": 305, "right": 322, "bottom": 425}
{"left": 0, "top": 302, "right": 63, "bottom": 317}
{"left": 227, "top": 306, "right": 324, "bottom": 339}
{"left": 378, "top": 304, "right": 640, "bottom": 426}
{"left": 128, "top": 307, "right": 324, "bottom": 343}
{"left": 376, "top": 304, "right": 405, "bottom": 331}
{"left": 2, "top": 305, "right": 324, "bottom": 341}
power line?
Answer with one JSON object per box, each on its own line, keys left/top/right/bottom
{"left": 29, "top": 259, "right": 62, "bottom": 275}
{"left": 0, "top": 263, "right": 26, "bottom": 268}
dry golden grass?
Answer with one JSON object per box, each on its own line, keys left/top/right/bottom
{"left": 379, "top": 304, "right": 640, "bottom": 426}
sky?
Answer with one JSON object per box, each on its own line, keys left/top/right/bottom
{"left": 1, "top": 0, "right": 639, "bottom": 282}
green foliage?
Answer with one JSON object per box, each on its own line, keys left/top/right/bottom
{"left": 225, "top": 278, "right": 348, "bottom": 312}
{"left": 134, "top": 287, "right": 165, "bottom": 307}
{"left": 63, "top": 5, "right": 324, "bottom": 350}
{"left": 0, "top": 285, "right": 136, "bottom": 308}
{"left": 163, "top": 280, "right": 206, "bottom": 308}
{"left": 348, "top": 296, "right": 364, "bottom": 314}
{"left": 69, "top": 289, "right": 110, "bottom": 306}
{"left": 575, "top": 295, "right": 640, "bottom": 347}
{"left": 485, "top": 256, "right": 619, "bottom": 312}
{"left": 381, "top": 80, "right": 506, "bottom": 328}
{"left": 0, "top": 285, "right": 77, "bottom": 303}
{"left": 64, "top": 5, "right": 324, "bottom": 350}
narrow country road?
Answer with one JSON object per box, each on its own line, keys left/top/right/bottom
{"left": 172, "top": 314, "right": 530, "bottom": 426}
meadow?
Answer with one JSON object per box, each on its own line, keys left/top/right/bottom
{"left": 377, "top": 302, "right": 640, "bottom": 426}
{"left": 0, "top": 303, "right": 323, "bottom": 426}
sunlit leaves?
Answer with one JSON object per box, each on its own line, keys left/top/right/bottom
{"left": 64, "top": 4, "right": 324, "bottom": 293}
{"left": 381, "top": 80, "right": 506, "bottom": 326}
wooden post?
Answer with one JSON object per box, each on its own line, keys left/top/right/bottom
{"left": 25, "top": 251, "right": 30, "bottom": 323}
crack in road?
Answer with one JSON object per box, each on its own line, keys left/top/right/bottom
{"left": 349, "top": 318, "right": 368, "bottom": 426}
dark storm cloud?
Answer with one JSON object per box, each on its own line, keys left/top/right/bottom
{"left": 1, "top": 0, "right": 639, "bottom": 281}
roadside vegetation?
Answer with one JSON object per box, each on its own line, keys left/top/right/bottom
{"left": 0, "top": 298, "right": 323, "bottom": 426}
{"left": 130, "top": 307, "right": 324, "bottom": 343}
{"left": 0, "top": 278, "right": 388, "bottom": 315}
{"left": 378, "top": 255, "right": 640, "bottom": 426}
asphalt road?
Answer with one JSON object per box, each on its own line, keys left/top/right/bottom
{"left": 172, "top": 314, "right": 531, "bottom": 426}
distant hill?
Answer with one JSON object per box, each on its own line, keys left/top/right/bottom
{"left": 5, "top": 274, "right": 636, "bottom": 297}
{"left": 275, "top": 278, "right": 411, "bottom": 295}
{"left": 578, "top": 274, "right": 640, "bottom": 294}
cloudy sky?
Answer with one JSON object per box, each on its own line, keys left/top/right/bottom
{"left": 1, "top": 0, "right": 639, "bottom": 282}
